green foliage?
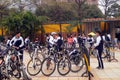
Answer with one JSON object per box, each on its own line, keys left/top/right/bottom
{"left": 36, "top": 4, "right": 76, "bottom": 22}
{"left": 35, "top": 2, "right": 103, "bottom": 22}
{"left": 2, "top": 11, "right": 48, "bottom": 39}
{"left": 65, "top": 21, "right": 78, "bottom": 33}
{"left": 83, "top": 5, "right": 104, "bottom": 18}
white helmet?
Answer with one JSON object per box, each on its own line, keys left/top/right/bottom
{"left": 51, "top": 32, "right": 57, "bottom": 35}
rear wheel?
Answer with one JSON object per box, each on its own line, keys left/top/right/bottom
{"left": 57, "top": 58, "right": 71, "bottom": 76}
{"left": 41, "top": 58, "right": 56, "bottom": 76}
{"left": 10, "top": 63, "right": 21, "bottom": 79}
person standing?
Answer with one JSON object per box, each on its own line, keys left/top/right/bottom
{"left": 87, "top": 35, "right": 94, "bottom": 48}
{"left": 10, "top": 32, "right": 25, "bottom": 62}
{"left": 25, "top": 36, "right": 30, "bottom": 49}
{"left": 6, "top": 37, "right": 11, "bottom": 47}
{"left": 93, "top": 31, "right": 104, "bottom": 69}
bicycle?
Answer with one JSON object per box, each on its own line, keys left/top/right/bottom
{"left": 27, "top": 44, "right": 47, "bottom": 76}
{"left": 79, "top": 43, "right": 94, "bottom": 80}
{"left": 64, "top": 42, "right": 84, "bottom": 73}
{"left": 0, "top": 53, "right": 10, "bottom": 80}
{"left": 5, "top": 47, "right": 31, "bottom": 80}
{"left": 28, "top": 43, "right": 45, "bottom": 60}
{"left": 41, "top": 46, "right": 57, "bottom": 76}
{"left": 102, "top": 43, "right": 111, "bottom": 62}
{"left": 57, "top": 48, "right": 71, "bottom": 76}
{"left": 69, "top": 48, "right": 84, "bottom": 72}
{"left": 12, "top": 48, "right": 31, "bottom": 80}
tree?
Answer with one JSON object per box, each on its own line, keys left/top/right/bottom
{"left": 3, "top": 11, "right": 48, "bottom": 40}
{"left": 0, "top": 0, "right": 12, "bottom": 37}
{"left": 99, "top": 0, "right": 119, "bottom": 33}
{"left": 107, "top": 3, "right": 120, "bottom": 18}
{"left": 75, "top": 0, "right": 86, "bottom": 33}
{"left": 99, "top": 0, "right": 119, "bottom": 19}
{"left": 83, "top": 4, "right": 103, "bottom": 18}
{"left": 11, "top": 0, "right": 32, "bottom": 12}
{"left": 65, "top": 21, "right": 78, "bottom": 33}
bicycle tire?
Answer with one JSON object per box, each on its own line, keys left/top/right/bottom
{"left": 57, "top": 58, "right": 71, "bottom": 76}
{"left": 10, "top": 62, "right": 21, "bottom": 79}
{"left": 70, "top": 56, "right": 84, "bottom": 72}
{"left": 22, "top": 69, "right": 31, "bottom": 80}
{"left": 41, "top": 57, "right": 56, "bottom": 76}
{"left": 106, "top": 48, "right": 111, "bottom": 62}
{"left": 27, "top": 58, "right": 41, "bottom": 76}
{"left": 1, "top": 72, "right": 10, "bottom": 80}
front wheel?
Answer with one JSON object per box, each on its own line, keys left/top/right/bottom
{"left": 1, "top": 72, "right": 10, "bottom": 80}
{"left": 27, "top": 58, "right": 42, "bottom": 76}
{"left": 57, "top": 58, "right": 71, "bottom": 76}
{"left": 41, "top": 58, "right": 56, "bottom": 76}
{"left": 70, "top": 56, "right": 84, "bottom": 72}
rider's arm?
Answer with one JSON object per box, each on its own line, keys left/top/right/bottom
{"left": 10, "top": 37, "right": 15, "bottom": 46}
{"left": 49, "top": 36, "right": 54, "bottom": 45}
{"left": 19, "top": 37, "right": 24, "bottom": 48}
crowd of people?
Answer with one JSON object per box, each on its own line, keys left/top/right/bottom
{"left": 3, "top": 30, "right": 119, "bottom": 71}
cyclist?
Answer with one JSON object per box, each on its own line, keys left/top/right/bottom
{"left": 87, "top": 35, "right": 94, "bottom": 47}
{"left": 10, "top": 32, "right": 25, "bottom": 62}
{"left": 67, "top": 34, "right": 74, "bottom": 49}
{"left": 93, "top": 31, "right": 104, "bottom": 69}
{"left": 25, "top": 36, "right": 30, "bottom": 49}
{"left": 6, "top": 37, "right": 11, "bottom": 47}
{"left": 81, "top": 33, "right": 87, "bottom": 45}
{"left": 49, "top": 32, "right": 63, "bottom": 51}
{"left": 104, "top": 33, "right": 111, "bottom": 48}
{"left": 48, "top": 32, "right": 55, "bottom": 49}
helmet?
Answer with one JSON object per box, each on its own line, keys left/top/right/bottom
{"left": 51, "top": 32, "right": 57, "bottom": 35}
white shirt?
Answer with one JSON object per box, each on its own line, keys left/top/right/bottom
{"left": 94, "top": 36, "right": 101, "bottom": 47}
{"left": 25, "top": 38, "right": 29, "bottom": 44}
{"left": 73, "top": 37, "right": 78, "bottom": 43}
{"left": 7, "top": 39, "right": 11, "bottom": 46}
{"left": 107, "top": 34, "right": 111, "bottom": 40}
{"left": 10, "top": 36, "right": 24, "bottom": 48}
{"left": 49, "top": 35, "right": 54, "bottom": 45}
{"left": 102, "top": 36, "right": 105, "bottom": 41}
{"left": 87, "top": 37, "right": 94, "bottom": 44}
{"left": 53, "top": 36, "right": 60, "bottom": 43}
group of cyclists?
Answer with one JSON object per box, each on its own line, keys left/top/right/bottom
{"left": 5, "top": 30, "right": 112, "bottom": 67}
{"left": 0, "top": 30, "right": 114, "bottom": 79}
{"left": 44, "top": 31, "right": 112, "bottom": 70}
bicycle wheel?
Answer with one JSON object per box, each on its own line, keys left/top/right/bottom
{"left": 10, "top": 62, "right": 21, "bottom": 79}
{"left": 22, "top": 69, "right": 31, "bottom": 80}
{"left": 1, "top": 72, "right": 10, "bottom": 80}
{"left": 70, "top": 56, "right": 84, "bottom": 72}
{"left": 41, "top": 58, "right": 56, "bottom": 76}
{"left": 27, "top": 58, "right": 41, "bottom": 76}
{"left": 106, "top": 48, "right": 111, "bottom": 61}
{"left": 57, "top": 58, "right": 71, "bottom": 76}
